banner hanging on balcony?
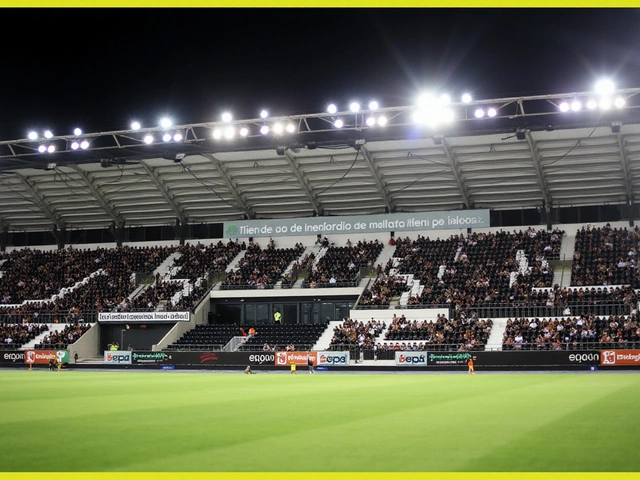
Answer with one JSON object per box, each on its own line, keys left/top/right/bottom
{"left": 223, "top": 209, "right": 490, "bottom": 238}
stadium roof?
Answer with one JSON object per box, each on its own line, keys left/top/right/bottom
{"left": 1, "top": 89, "right": 640, "bottom": 232}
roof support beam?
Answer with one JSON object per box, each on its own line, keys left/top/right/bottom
{"left": 283, "top": 151, "right": 323, "bottom": 216}
{"left": 360, "top": 146, "right": 394, "bottom": 213}
{"left": 441, "top": 138, "right": 473, "bottom": 209}
{"left": 14, "top": 172, "right": 64, "bottom": 229}
{"left": 616, "top": 133, "right": 634, "bottom": 203}
{"left": 201, "top": 153, "right": 254, "bottom": 219}
{"left": 69, "top": 165, "right": 124, "bottom": 227}
{"left": 525, "top": 132, "right": 552, "bottom": 208}
{"left": 139, "top": 162, "right": 188, "bottom": 225}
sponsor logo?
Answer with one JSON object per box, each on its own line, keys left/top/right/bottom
{"left": 103, "top": 351, "right": 132, "bottom": 365}
{"left": 248, "top": 354, "right": 274, "bottom": 364}
{"left": 398, "top": 354, "right": 426, "bottom": 364}
{"left": 24, "top": 350, "right": 69, "bottom": 364}
{"left": 2, "top": 352, "right": 25, "bottom": 362}
{"left": 568, "top": 353, "right": 600, "bottom": 364}
{"left": 274, "top": 351, "right": 317, "bottom": 366}
{"left": 602, "top": 351, "right": 617, "bottom": 365}
{"left": 200, "top": 353, "right": 219, "bottom": 364}
{"left": 316, "top": 351, "right": 350, "bottom": 366}
{"left": 132, "top": 352, "right": 169, "bottom": 363}
{"left": 395, "top": 351, "right": 428, "bottom": 366}
{"left": 98, "top": 311, "right": 190, "bottom": 322}
{"left": 600, "top": 350, "right": 640, "bottom": 366}
{"left": 276, "top": 352, "right": 288, "bottom": 366}
{"left": 26, "top": 351, "right": 35, "bottom": 364}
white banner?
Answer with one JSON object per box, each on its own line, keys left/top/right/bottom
{"left": 104, "top": 351, "right": 132, "bottom": 365}
{"left": 98, "top": 311, "right": 190, "bottom": 322}
{"left": 316, "top": 351, "right": 350, "bottom": 366}
{"left": 394, "top": 351, "right": 428, "bottom": 366}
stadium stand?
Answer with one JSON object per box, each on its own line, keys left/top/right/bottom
{"left": 0, "top": 322, "right": 48, "bottom": 350}
{"left": 237, "top": 324, "right": 327, "bottom": 351}
{"left": 304, "top": 240, "right": 384, "bottom": 287}
{"left": 166, "top": 324, "right": 240, "bottom": 351}
{"left": 36, "top": 323, "right": 91, "bottom": 349}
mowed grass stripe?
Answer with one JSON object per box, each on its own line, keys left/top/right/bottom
{"left": 0, "top": 371, "right": 638, "bottom": 471}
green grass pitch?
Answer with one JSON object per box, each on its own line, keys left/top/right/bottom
{"left": 0, "top": 369, "right": 639, "bottom": 472}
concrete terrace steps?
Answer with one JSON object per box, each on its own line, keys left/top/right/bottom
{"left": 313, "top": 320, "right": 342, "bottom": 351}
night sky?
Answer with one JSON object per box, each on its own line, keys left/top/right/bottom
{"left": 1, "top": 8, "right": 640, "bottom": 141}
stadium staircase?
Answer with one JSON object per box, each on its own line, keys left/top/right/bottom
{"left": 155, "top": 251, "right": 182, "bottom": 280}
{"left": 484, "top": 319, "right": 508, "bottom": 351}
{"left": 552, "top": 233, "right": 574, "bottom": 287}
{"left": 21, "top": 324, "right": 68, "bottom": 350}
{"left": 373, "top": 243, "right": 395, "bottom": 272}
{"left": 312, "top": 321, "right": 341, "bottom": 351}
{"left": 275, "top": 248, "right": 310, "bottom": 287}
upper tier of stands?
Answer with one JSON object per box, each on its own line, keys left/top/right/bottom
{"left": 304, "top": 240, "right": 384, "bottom": 287}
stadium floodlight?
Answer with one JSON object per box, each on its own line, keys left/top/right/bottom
{"left": 286, "top": 123, "right": 296, "bottom": 133}
{"left": 369, "top": 101, "right": 379, "bottom": 111}
{"left": 273, "top": 123, "right": 284, "bottom": 134}
{"left": 239, "top": 127, "right": 249, "bottom": 137}
{"left": 144, "top": 134, "right": 154, "bottom": 144}
{"left": 212, "top": 128, "right": 222, "bottom": 140}
{"left": 131, "top": 121, "right": 141, "bottom": 130}
{"left": 80, "top": 140, "right": 90, "bottom": 149}
{"left": 349, "top": 102, "right": 360, "bottom": 113}
{"left": 38, "top": 145, "right": 47, "bottom": 153}
{"left": 559, "top": 102, "right": 570, "bottom": 112}
{"left": 599, "top": 98, "right": 612, "bottom": 110}
{"left": 474, "top": 108, "right": 485, "bottom": 118}
{"left": 571, "top": 100, "right": 582, "bottom": 111}
{"left": 260, "top": 110, "right": 269, "bottom": 119}
{"left": 160, "top": 118, "right": 172, "bottom": 129}
{"left": 413, "top": 111, "right": 425, "bottom": 124}
{"left": 28, "top": 131, "right": 38, "bottom": 140}
{"left": 71, "top": 141, "right": 80, "bottom": 150}
{"left": 44, "top": 130, "right": 53, "bottom": 139}
{"left": 224, "top": 126, "right": 235, "bottom": 139}
{"left": 377, "top": 116, "right": 388, "bottom": 126}
{"left": 73, "top": 128, "right": 82, "bottom": 136}
{"left": 366, "top": 116, "right": 376, "bottom": 127}
{"left": 47, "top": 145, "right": 56, "bottom": 153}
{"left": 439, "top": 94, "right": 451, "bottom": 105}
{"left": 487, "top": 107, "right": 497, "bottom": 117}
{"left": 260, "top": 125, "right": 270, "bottom": 135}
{"left": 173, "top": 133, "right": 183, "bottom": 142}
{"left": 614, "top": 97, "right": 626, "bottom": 108}
{"left": 461, "top": 93, "right": 472, "bottom": 104}
{"left": 222, "top": 112, "right": 232, "bottom": 123}
{"left": 334, "top": 118, "right": 344, "bottom": 128}
{"left": 442, "top": 108, "right": 455, "bottom": 123}
{"left": 595, "top": 79, "right": 615, "bottom": 96}
{"left": 417, "top": 93, "right": 436, "bottom": 108}
{"left": 163, "top": 133, "right": 172, "bottom": 142}
{"left": 586, "top": 99, "right": 598, "bottom": 110}
{"left": 327, "top": 104, "right": 337, "bottom": 114}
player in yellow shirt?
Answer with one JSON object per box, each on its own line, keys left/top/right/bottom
{"left": 467, "top": 357, "right": 475, "bottom": 375}
{"left": 290, "top": 361, "right": 296, "bottom": 375}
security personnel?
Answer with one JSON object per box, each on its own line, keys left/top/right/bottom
{"left": 274, "top": 309, "right": 282, "bottom": 324}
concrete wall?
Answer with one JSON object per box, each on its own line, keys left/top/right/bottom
{"left": 349, "top": 308, "right": 449, "bottom": 322}
{"left": 67, "top": 323, "right": 100, "bottom": 362}
{"left": 152, "top": 299, "right": 211, "bottom": 351}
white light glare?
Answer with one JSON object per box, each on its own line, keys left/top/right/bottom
{"left": 222, "top": 112, "right": 232, "bottom": 123}
{"left": 474, "top": 108, "right": 485, "bottom": 118}
{"left": 173, "top": 133, "right": 183, "bottom": 142}
{"left": 239, "top": 127, "right": 249, "bottom": 137}
{"left": 559, "top": 102, "right": 570, "bottom": 113}
{"left": 224, "top": 126, "right": 235, "bottom": 139}
{"left": 28, "top": 131, "right": 38, "bottom": 140}
{"left": 461, "top": 93, "right": 472, "bottom": 104}
{"left": 273, "top": 123, "right": 284, "bottom": 134}
{"left": 38, "top": 145, "right": 47, "bottom": 153}
{"left": 595, "top": 79, "right": 615, "bottom": 96}
{"left": 212, "top": 128, "right": 222, "bottom": 140}
{"left": 369, "top": 101, "right": 379, "bottom": 111}
{"left": 47, "top": 145, "right": 56, "bottom": 153}
{"left": 160, "top": 118, "right": 172, "bottom": 129}
{"left": 286, "top": 123, "right": 296, "bottom": 133}
{"left": 163, "top": 133, "right": 172, "bottom": 142}
{"left": 260, "top": 125, "right": 270, "bottom": 135}
{"left": 327, "top": 104, "right": 337, "bottom": 114}
{"left": 144, "top": 135, "right": 154, "bottom": 144}
{"left": 334, "top": 119, "right": 344, "bottom": 129}
{"left": 571, "top": 100, "right": 582, "bottom": 111}
{"left": 260, "top": 110, "right": 269, "bottom": 119}
{"left": 349, "top": 102, "right": 360, "bottom": 113}
{"left": 366, "top": 116, "right": 376, "bottom": 127}
{"left": 487, "top": 108, "right": 497, "bottom": 117}
{"left": 71, "top": 141, "right": 80, "bottom": 150}
{"left": 80, "top": 140, "right": 90, "bottom": 149}
{"left": 131, "top": 121, "right": 141, "bottom": 130}
{"left": 44, "top": 130, "right": 53, "bottom": 139}
{"left": 439, "top": 94, "right": 451, "bottom": 105}
{"left": 377, "top": 116, "right": 388, "bottom": 126}
{"left": 615, "top": 97, "right": 626, "bottom": 108}
{"left": 73, "top": 128, "right": 82, "bottom": 136}
{"left": 442, "top": 108, "right": 455, "bottom": 123}
{"left": 599, "top": 98, "right": 612, "bottom": 110}
{"left": 586, "top": 99, "right": 598, "bottom": 110}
